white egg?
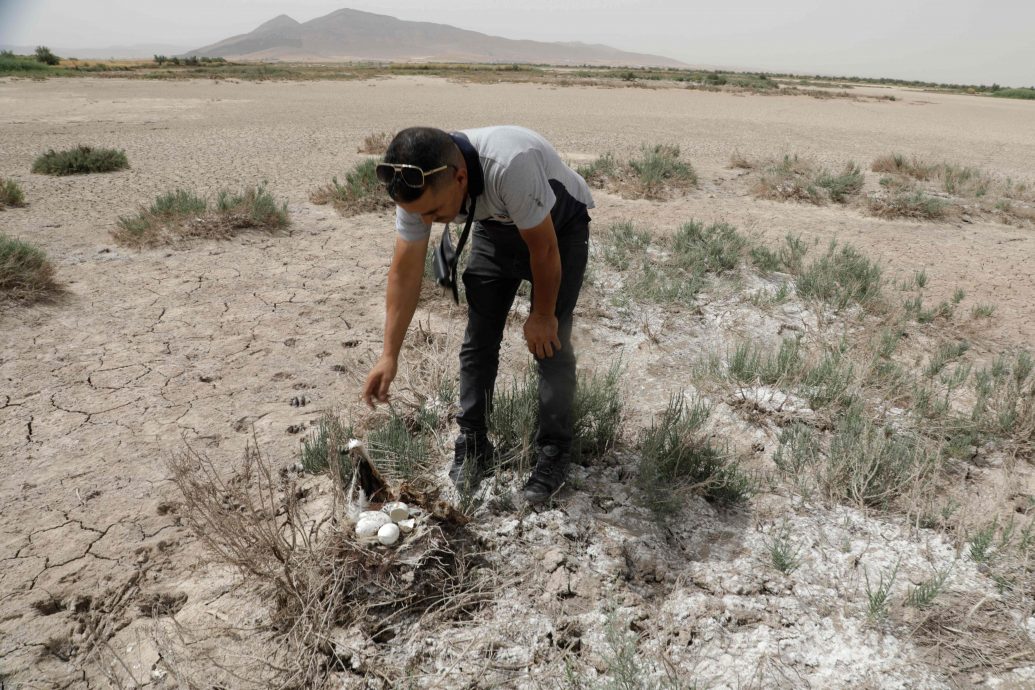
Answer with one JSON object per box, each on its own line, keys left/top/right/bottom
{"left": 377, "top": 523, "right": 401, "bottom": 545}
{"left": 359, "top": 510, "right": 390, "bottom": 525}
{"left": 398, "top": 518, "right": 415, "bottom": 534}
{"left": 384, "top": 502, "right": 410, "bottom": 523}
{"left": 355, "top": 517, "right": 383, "bottom": 538}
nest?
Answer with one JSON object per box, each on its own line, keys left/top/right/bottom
{"left": 169, "top": 437, "right": 490, "bottom": 688}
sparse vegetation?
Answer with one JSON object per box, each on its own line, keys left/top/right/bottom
{"left": 310, "top": 159, "right": 392, "bottom": 215}
{"left": 0, "top": 233, "right": 59, "bottom": 302}
{"left": 31, "top": 145, "right": 128, "bottom": 176}
{"left": 795, "top": 241, "right": 884, "bottom": 312}
{"left": 0, "top": 178, "right": 26, "bottom": 208}
{"left": 113, "top": 183, "right": 289, "bottom": 248}
{"left": 990, "top": 88, "right": 1035, "bottom": 100}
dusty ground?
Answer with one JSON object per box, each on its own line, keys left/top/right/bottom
{"left": 1, "top": 77, "right": 1034, "bottom": 688}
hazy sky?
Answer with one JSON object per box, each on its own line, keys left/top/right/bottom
{"left": 2, "top": 0, "right": 1033, "bottom": 86}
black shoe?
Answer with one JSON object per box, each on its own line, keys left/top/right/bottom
{"left": 449, "top": 433, "right": 495, "bottom": 491}
{"left": 522, "top": 445, "right": 569, "bottom": 505}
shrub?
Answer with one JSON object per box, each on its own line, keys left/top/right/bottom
{"left": 0, "top": 233, "right": 59, "bottom": 301}
{"left": 990, "top": 88, "right": 1035, "bottom": 100}
{"left": 815, "top": 162, "right": 864, "bottom": 202}
{"left": 113, "top": 183, "right": 289, "bottom": 248}
{"left": 636, "top": 394, "right": 751, "bottom": 515}
{"left": 31, "top": 145, "right": 128, "bottom": 176}
{"left": 300, "top": 414, "right": 353, "bottom": 475}
{"left": 796, "top": 241, "right": 884, "bottom": 311}
{"left": 576, "top": 152, "right": 618, "bottom": 186}
{"left": 34, "top": 46, "right": 60, "bottom": 65}
{"left": 310, "top": 159, "right": 392, "bottom": 216}
{"left": 0, "top": 178, "right": 26, "bottom": 209}
{"left": 629, "top": 144, "right": 697, "bottom": 198}
{"left": 0, "top": 52, "right": 52, "bottom": 74}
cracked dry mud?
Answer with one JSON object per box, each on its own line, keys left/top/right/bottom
{"left": 1, "top": 77, "right": 1034, "bottom": 688}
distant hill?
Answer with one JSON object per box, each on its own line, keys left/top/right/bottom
{"left": 188, "top": 8, "right": 686, "bottom": 67}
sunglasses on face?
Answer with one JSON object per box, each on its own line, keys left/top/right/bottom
{"left": 375, "top": 162, "right": 450, "bottom": 188}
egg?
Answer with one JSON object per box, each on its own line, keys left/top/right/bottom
{"left": 384, "top": 502, "right": 410, "bottom": 523}
{"left": 398, "top": 518, "right": 415, "bottom": 534}
{"left": 377, "top": 522, "right": 401, "bottom": 545}
{"left": 355, "top": 511, "right": 390, "bottom": 538}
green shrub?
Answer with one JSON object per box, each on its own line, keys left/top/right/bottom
{"left": 753, "top": 155, "right": 863, "bottom": 205}
{"left": 0, "top": 178, "right": 26, "bottom": 209}
{"left": 0, "top": 233, "right": 59, "bottom": 301}
{"left": 310, "top": 159, "right": 391, "bottom": 216}
{"left": 990, "top": 88, "right": 1035, "bottom": 100}
{"left": 796, "top": 242, "right": 883, "bottom": 311}
{"left": 34, "top": 46, "right": 60, "bottom": 65}
{"left": 601, "top": 220, "right": 651, "bottom": 270}
{"left": 636, "top": 394, "right": 751, "bottom": 515}
{"left": 629, "top": 144, "right": 697, "bottom": 198}
{"left": 31, "top": 145, "right": 128, "bottom": 176}
{"left": 0, "top": 52, "right": 52, "bottom": 74}
{"left": 868, "top": 190, "right": 949, "bottom": 219}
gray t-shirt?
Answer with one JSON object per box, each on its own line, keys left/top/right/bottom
{"left": 395, "top": 125, "right": 595, "bottom": 241}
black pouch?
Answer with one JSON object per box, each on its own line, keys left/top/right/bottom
{"left": 434, "top": 226, "right": 459, "bottom": 302}
{"left": 433, "top": 198, "right": 476, "bottom": 304}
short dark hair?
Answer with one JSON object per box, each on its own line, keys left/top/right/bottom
{"left": 382, "top": 127, "right": 462, "bottom": 203}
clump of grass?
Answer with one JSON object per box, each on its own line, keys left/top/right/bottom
{"left": 580, "top": 146, "right": 696, "bottom": 200}
{"left": 300, "top": 414, "right": 353, "bottom": 475}
{"left": 368, "top": 411, "right": 430, "bottom": 480}
{"left": 310, "top": 159, "right": 392, "bottom": 216}
{"left": 728, "top": 151, "right": 755, "bottom": 169}
{"left": 0, "top": 178, "right": 26, "bottom": 209}
{"left": 576, "top": 152, "right": 618, "bottom": 186}
{"left": 749, "top": 233, "right": 809, "bottom": 274}
{"left": 796, "top": 241, "right": 884, "bottom": 311}
{"left": 357, "top": 131, "right": 393, "bottom": 154}
{"left": 751, "top": 155, "right": 863, "bottom": 205}
{"left": 0, "top": 233, "right": 60, "bottom": 302}
{"left": 490, "top": 363, "right": 626, "bottom": 470}
{"left": 636, "top": 393, "right": 751, "bottom": 516}
{"left": 601, "top": 220, "right": 651, "bottom": 271}
{"left": 972, "top": 304, "right": 996, "bottom": 318}
{"left": 865, "top": 561, "right": 899, "bottom": 621}
{"left": 113, "top": 183, "right": 289, "bottom": 248}
{"left": 31, "top": 145, "right": 128, "bottom": 176}
{"left": 629, "top": 144, "right": 697, "bottom": 198}
{"left": 871, "top": 153, "right": 934, "bottom": 180}
{"left": 727, "top": 337, "right": 805, "bottom": 386}
{"left": 671, "top": 220, "right": 748, "bottom": 273}
{"left": 766, "top": 522, "right": 802, "bottom": 574}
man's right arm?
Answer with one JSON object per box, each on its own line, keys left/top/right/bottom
{"left": 362, "top": 235, "right": 429, "bottom": 407}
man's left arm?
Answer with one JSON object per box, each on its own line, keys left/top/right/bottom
{"left": 519, "top": 216, "right": 562, "bottom": 359}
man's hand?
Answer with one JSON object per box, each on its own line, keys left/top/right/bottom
{"left": 523, "top": 312, "right": 561, "bottom": 359}
{"left": 362, "top": 355, "right": 398, "bottom": 408}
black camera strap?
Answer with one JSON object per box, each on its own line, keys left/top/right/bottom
{"left": 440, "top": 132, "right": 484, "bottom": 303}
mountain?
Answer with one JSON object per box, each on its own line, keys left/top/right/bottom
{"left": 188, "top": 8, "right": 685, "bottom": 67}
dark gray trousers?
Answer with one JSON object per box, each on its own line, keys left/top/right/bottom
{"left": 456, "top": 206, "right": 590, "bottom": 451}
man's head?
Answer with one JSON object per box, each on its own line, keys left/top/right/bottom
{"left": 381, "top": 127, "right": 467, "bottom": 226}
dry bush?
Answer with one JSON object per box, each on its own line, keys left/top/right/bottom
{"left": 0, "top": 233, "right": 60, "bottom": 302}
{"left": 906, "top": 593, "right": 1035, "bottom": 679}
{"left": 728, "top": 151, "right": 755, "bottom": 169}
{"left": 867, "top": 189, "right": 951, "bottom": 220}
{"left": 0, "top": 177, "right": 26, "bottom": 208}
{"left": 168, "top": 438, "right": 491, "bottom": 688}
{"left": 357, "top": 131, "right": 393, "bottom": 155}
